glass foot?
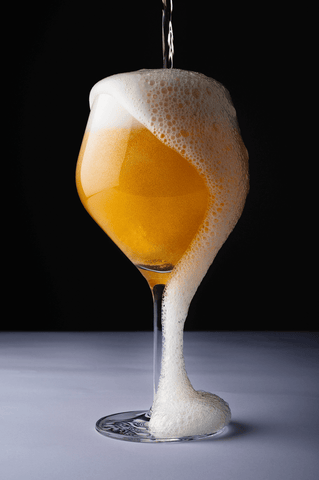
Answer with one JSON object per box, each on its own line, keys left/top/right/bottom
{"left": 95, "top": 410, "right": 226, "bottom": 443}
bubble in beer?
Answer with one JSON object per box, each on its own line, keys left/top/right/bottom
{"left": 89, "top": 69, "right": 249, "bottom": 436}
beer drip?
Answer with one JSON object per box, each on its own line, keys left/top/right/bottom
{"left": 162, "top": 0, "right": 174, "bottom": 68}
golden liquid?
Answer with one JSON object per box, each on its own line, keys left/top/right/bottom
{"left": 76, "top": 123, "right": 209, "bottom": 287}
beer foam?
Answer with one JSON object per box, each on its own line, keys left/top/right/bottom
{"left": 89, "top": 69, "right": 249, "bottom": 437}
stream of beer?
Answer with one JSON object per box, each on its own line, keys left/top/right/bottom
{"left": 162, "top": 0, "right": 174, "bottom": 68}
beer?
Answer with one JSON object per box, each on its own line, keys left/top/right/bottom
{"left": 77, "top": 69, "right": 249, "bottom": 438}
{"left": 76, "top": 120, "right": 209, "bottom": 287}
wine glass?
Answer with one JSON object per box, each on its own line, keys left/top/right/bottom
{"left": 75, "top": 69, "right": 249, "bottom": 442}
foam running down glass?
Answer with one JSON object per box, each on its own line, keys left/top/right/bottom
{"left": 76, "top": 69, "right": 249, "bottom": 442}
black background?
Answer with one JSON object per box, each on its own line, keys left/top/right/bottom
{"left": 8, "top": 1, "right": 309, "bottom": 331}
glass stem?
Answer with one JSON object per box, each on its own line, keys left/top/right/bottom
{"left": 152, "top": 284, "right": 165, "bottom": 401}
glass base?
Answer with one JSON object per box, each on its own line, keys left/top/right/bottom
{"left": 95, "top": 410, "right": 226, "bottom": 443}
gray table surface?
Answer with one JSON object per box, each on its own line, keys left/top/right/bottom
{"left": 1, "top": 331, "right": 318, "bottom": 479}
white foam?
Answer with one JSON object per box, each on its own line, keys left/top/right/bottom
{"left": 89, "top": 69, "right": 249, "bottom": 437}
{"left": 87, "top": 94, "right": 132, "bottom": 130}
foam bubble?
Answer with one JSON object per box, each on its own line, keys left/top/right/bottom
{"left": 89, "top": 69, "right": 249, "bottom": 437}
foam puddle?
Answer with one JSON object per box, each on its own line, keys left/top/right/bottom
{"left": 89, "top": 69, "right": 249, "bottom": 437}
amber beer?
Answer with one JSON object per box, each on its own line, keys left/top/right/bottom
{"left": 76, "top": 117, "right": 209, "bottom": 286}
